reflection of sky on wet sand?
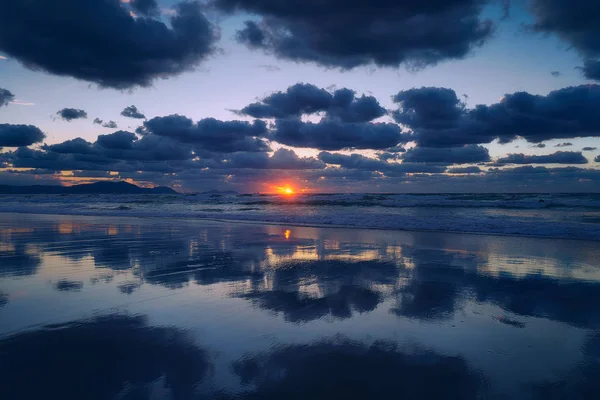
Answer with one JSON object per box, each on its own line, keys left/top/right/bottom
{"left": 1, "top": 213, "right": 599, "bottom": 399}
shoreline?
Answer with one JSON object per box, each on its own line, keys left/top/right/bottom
{"left": 1, "top": 209, "right": 597, "bottom": 243}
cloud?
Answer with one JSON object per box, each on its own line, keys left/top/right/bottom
{"left": 528, "top": 0, "right": 600, "bottom": 81}
{"left": 555, "top": 142, "right": 572, "bottom": 147}
{"left": 596, "top": 155, "right": 600, "bottom": 162}
{"left": 0, "top": 87, "right": 15, "bottom": 107}
{"left": 583, "top": 59, "right": 600, "bottom": 81}
{"left": 448, "top": 166, "right": 482, "bottom": 173}
{"left": 93, "top": 118, "right": 103, "bottom": 125}
{"left": 215, "top": 0, "right": 496, "bottom": 70}
{"left": 583, "top": 147, "right": 597, "bottom": 151}
{"left": 271, "top": 119, "right": 405, "bottom": 150}
{"left": 121, "top": 105, "right": 146, "bottom": 119}
{"left": 393, "top": 85, "right": 600, "bottom": 147}
{"left": 0, "top": 124, "right": 46, "bottom": 147}
{"left": 240, "top": 83, "right": 387, "bottom": 123}
{"left": 102, "top": 121, "right": 118, "bottom": 128}
{"left": 532, "top": 143, "right": 546, "bottom": 148}
{"left": 551, "top": 71, "right": 560, "bottom": 77}
{"left": 97, "top": 131, "right": 138, "bottom": 150}
{"left": 266, "top": 148, "right": 325, "bottom": 170}
{"left": 142, "top": 115, "right": 269, "bottom": 152}
{"left": 5, "top": 130, "right": 194, "bottom": 172}
{"left": 318, "top": 151, "right": 446, "bottom": 174}
{"left": 496, "top": 151, "right": 588, "bottom": 165}
{"left": 257, "top": 64, "right": 281, "bottom": 72}
{"left": 401, "top": 145, "right": 490, "bottom": 164}
{"left": 45, "top": 138, "right": 96, "bottom": 154}
{"left": 57, "top": 108, "right": 88, "bottom": 121}
{"left": 0, "top": 1, "right": 219, "bottom": 89}
{"left": 129, "top": 0, "right": 159, "bottom": 16}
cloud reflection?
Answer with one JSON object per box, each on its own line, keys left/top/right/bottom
{"left": 228, "top": 337, "right": 487, "bottom": 400}
{"left": 1, "top": 215, "right": 600, "bottom": 329}
{"left": 0, "top": 314, "right": 211, "bottom": 400}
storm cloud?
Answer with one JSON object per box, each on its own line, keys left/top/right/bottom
{"left": 240, "top": 84, "right": 386, "bottom": 122}
{"left": 0, "top": 87, "right": 14, "bottom": 107}
{"left": 57, "top": 108, "right": 88, "bottom": 121}
{"left": 121, "top": 105, "right": 146, "bottom": 119}
{"left": 0, "top": 124, "right": 46, "bottom": 147}
{"left": 393, "top": 85, "right": 600, "bottom": 147}
{"left": 214, "top": 0, "right": 497, "bottom": 70}
{"left": 0, "top": 0, "right": 219, "bottom": 89}
{"left": 496, "top": 151, "right": 588, "bottom": 165}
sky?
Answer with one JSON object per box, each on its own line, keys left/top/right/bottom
{"left": 1, "top": 0, "right": 600, "bottom": 193}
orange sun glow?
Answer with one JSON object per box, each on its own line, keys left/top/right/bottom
{"left": 273, "top": 185, "right": 295, "bottom": 195}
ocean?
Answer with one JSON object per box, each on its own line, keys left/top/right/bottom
{"left": 0, "top": 192, "right": 599, "bottom": 240}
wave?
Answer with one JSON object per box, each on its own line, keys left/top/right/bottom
{"left": 0, "top": 192, "right": 599, "bottom": 240}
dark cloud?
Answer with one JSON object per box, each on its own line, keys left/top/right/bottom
{"left": 130, "top": 0, "right": 159, "bottom": 17}
{"left": 583, "top": 147, "right": 597, "bottom": 151}
{"left": 93, "top": 118, "right": 103, "bottom": 125}
{"left": 528, "top": 0, "right": 600, "bottom": 81}
{"left": 496, "top": 151, "right": 588, "bottom": 165}
{"left": 215, "top": 0, "right": 496, "bottom": 71}
{"left": 532, "top": 143, "right": 546, "bottom": 148}
{"left": 555, "top": 142, "right": 572, "bottom": 147}
{"left": 318, "top": 152, "right": 446, "bottom": 174}
{"left": 583, "top": 59, "right": 600, "bottom": 81}
{"left": 0, "top": 87, "right": 14, "bottom": 107}
{"left": 45, "top": 138, "right": 96, "bottom": 154}
{"left": 96, "top": 131, "right": 138, "bottom": 150}
{"left": 240, "top": 84, "right": 386, "bottom": 123}
{"left": 595, "top": 155, "right": 600, "bottom": 162}
{"left": 448, "top": 166, "right": 482, "bottom": 173}
{"left": 0, "top": 124, "right": 46, "bottom": 147}
{"left": 551, "top": 71, "right": 560, "bottom": 77}
{"left": 264, "top": 148, "right": 324, "bottom": 170}
{"left": 57, "top": 108, "right": 88, "bottom": 121}
{"left": 142, "top": 115, "right": 269, "bottom": 152}
{"left": 402, "top": 145, "right": 490, "bottom": 164}
{"left": 393, "top": 85, "right": 600, "bottom": 146}
{"left": 271, "top": 119, "right": 404, "bottom": 150}
{"left": 0, "top": 1, "right": 219, "bottom": 89}
{"left": 121, "top": 105, "right": 146, "bottom": 119}
{"left": 5, "top": 130, "right": 193, "bottom": 172}
{"left": 102, "top": 121, "right": 118, "bottom": 129}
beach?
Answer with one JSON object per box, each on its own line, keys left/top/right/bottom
{"left": 1, "top": 212, "right": 599, "bottom": 399}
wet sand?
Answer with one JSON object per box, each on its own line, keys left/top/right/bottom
{"left": 1, "top": 213, "right": 599, "bottom": 399}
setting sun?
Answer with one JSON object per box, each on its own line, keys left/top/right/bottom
{"left": 272, "top": 185, "right": 296, "bottom": 196}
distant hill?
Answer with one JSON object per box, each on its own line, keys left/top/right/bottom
{"left": 0, "top": 181, "right": 177, "bottom": 195}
